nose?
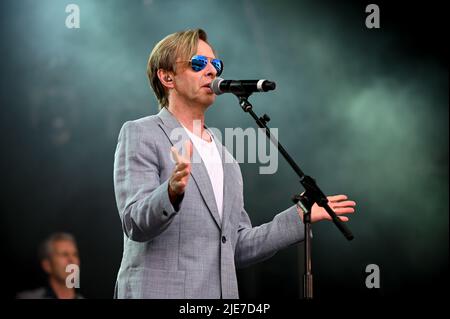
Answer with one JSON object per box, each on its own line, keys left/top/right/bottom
{"left": 68, "top": 254, "right": 79, "bottom": 265}
{"left": 204, "top": 60, "right": 217, "bottom": 78}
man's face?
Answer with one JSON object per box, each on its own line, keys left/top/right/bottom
{"left": 172, "top": 39, "right": 218, "bottom": 109}
{"left": 42, "top": 240, "right": 79, "bottom": 283}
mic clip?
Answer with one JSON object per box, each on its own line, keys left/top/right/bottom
{"left": 259, "top": 114, "right": 271, "bottom": 125}
{"left": 237, "top": 94, "right": 253, "bottom": 112}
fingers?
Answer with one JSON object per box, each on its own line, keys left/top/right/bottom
{"left": 172, "top": 141, "right": 193, "bottom": 164}
{"left": 327, "top": 194, "right": 348, "bottom": 202}
{"left": 329, "top": 196, "right": 356, "bottom": 216}
{"left": 333, "top": 207, "right": 355, "bottom": 214}
{"left": 331, "top": 200, "right": 356, "bottom": 208}
{"left": 170, "top": 174, "right": 188, "bottom": 194}
{"left": 328, "top": 195, "right": 357, "bottom": 209}
{"left": 312, "top": 194, "right": 356, "bottom": 223}
{"left": 322, "top": 214, "right": 350, "bottom": 222}
{"left": 172, "top": 162, "right": 190, "bottom": 181}
{"left": 169, "top": 143, "right": 192, "bottom": 196}
{"left": 175, "top": 162, "right": 189, "bottom": 171}
{"left": 173, "top": 168, "right": 190, "bottom": 180}
{"left": 171, "top": 146, "right": 182, "bottom": 164}
{"left": 171, "top": 179, "right": 187, "bottom": 189}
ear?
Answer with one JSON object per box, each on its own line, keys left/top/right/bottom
{"left": 157, "top": 69, "right": 175, "bottom": 89}
{"left": 41, "top": 259, "right": 51, "bottom": 274}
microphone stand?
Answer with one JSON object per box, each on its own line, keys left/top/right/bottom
{"left": 234, "top": 93, "right": 354, "bottom": 300}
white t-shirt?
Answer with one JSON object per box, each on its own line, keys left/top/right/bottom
{"left": 183, "top": 127, "right": 224, "bottom": 220}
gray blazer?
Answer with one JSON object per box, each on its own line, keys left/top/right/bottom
{"left": 113, "top": 107, "right": 304, "bottom": 299}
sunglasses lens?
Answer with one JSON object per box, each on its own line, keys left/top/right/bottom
{"left": 191, "top": 56, "right": 208, "bottom": 72}
{"left": 190, "top": 55, "right": 223, "bottom": 76}
{"left": 211, "top": 59, "right": 223, "bottom": 76}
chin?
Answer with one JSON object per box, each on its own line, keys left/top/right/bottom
{"left": 200, "top": 97, "right": 216, "bottom": 109}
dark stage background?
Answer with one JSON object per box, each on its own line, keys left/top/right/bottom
{"left": 1, "top": 0, "right": 447, "bottom": 299}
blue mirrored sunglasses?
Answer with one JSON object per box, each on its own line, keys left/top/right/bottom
{"left": 190, "top": 55, "right": 223, "bottom": 76}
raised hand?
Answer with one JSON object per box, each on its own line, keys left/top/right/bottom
{"left": 168, "top": 141, "right": 193, "bottom": 204}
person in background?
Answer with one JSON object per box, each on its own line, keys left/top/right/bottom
{"left": 16, "top": 232, "right": 83, "bottom": 299}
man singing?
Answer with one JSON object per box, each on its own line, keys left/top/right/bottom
{"left": 113, "top": 28, "right": 356, "bottom": 298}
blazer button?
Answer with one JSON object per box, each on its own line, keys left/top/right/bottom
{"left": 163, "top": 210, "right": 168, "bottom": 216}
{"left": 221, "top": 236, "right": 227, "bottom": 244}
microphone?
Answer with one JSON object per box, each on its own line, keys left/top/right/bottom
{"left": 210, "top": 78, "right": 276, "bottom": 95}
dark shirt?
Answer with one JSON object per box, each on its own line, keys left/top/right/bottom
{"left": 16, "top": 284, "right": 84, "bottom": 299}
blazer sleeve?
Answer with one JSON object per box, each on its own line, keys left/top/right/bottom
{"left": 113, "top": 121, "right": 181, "bottom": 242}
{"left": 234, "top": 205, "right": 305, "bottom": 268}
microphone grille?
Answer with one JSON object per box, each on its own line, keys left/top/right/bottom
{"left": 210, "top": 77, "right": 224, "bottom": 95}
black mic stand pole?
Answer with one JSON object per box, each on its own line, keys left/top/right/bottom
{"left": 235, "top": 93, "right": 354, "bottom": 300}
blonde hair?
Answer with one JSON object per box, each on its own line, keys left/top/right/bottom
{"left": 147, "top": 28, "right": 211, "bottom": 109}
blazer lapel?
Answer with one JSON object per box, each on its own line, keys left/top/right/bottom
{"left": 213, "top": 138, "right": 239, "bottom": 231}
{"left": 157, "top": 108, "right": 222, "bottom": 230}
